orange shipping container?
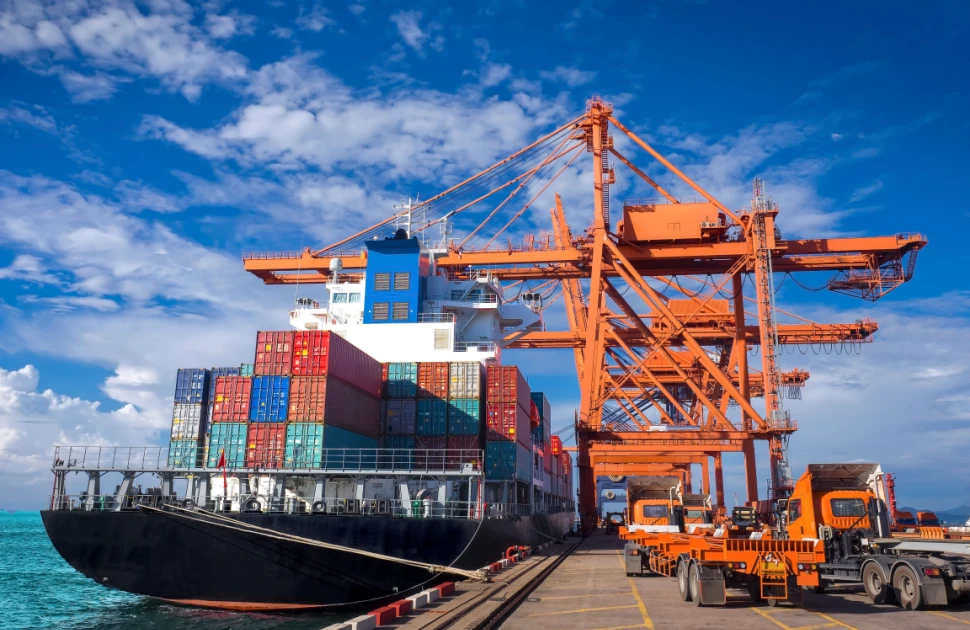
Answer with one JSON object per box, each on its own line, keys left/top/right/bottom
{"left": 211, "top": 376, "right": 252, "bottom": 423}
{"left": 417, "top": 362, "right": 449, "bottom": 399}
{"left": 486, "top": 365, "right": 530, "bottom": 411}
{"left": 486, "top": 401, "right": 531, "bottom": 447}
{"left": 246, "top": 423, "right": 286, "bottom": 468}
{"left": 551, "top": 435, "right": 562, "bottom": 456}
{"left": 254, "top": 331, "right": 293, "bottom": 376}
{"left": 288, "top": 376, "right": 381, "bottom": 437}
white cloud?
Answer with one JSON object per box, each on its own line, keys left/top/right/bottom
{"left": 0, "top": 364, "right": 157, "bottom": 499}
{"left": 296, "top": 3, "right": 336, "bottom": 32}
{"left": 539, "top": 65, "right": 596, "bottom": 87}
{"left": 114, "top": 179, "right": 185, "bottom": 213}
{"left": 0, "top": 171, "right": 255, "bottom": 306}
{"left": 479, "top": 62, "right": 511, "bottom": 87}
{"left": 389, "top": 10, "right": 443, "bottom": 55}
{"left": 848, "top": 178, "right": 883, "bottom": 203}
{"left": 348, "top": 4, "right": 366, "bottom": 17}
{"left": 57, "top": 70, "right": 121, "bottom": 102}
{"left": 0, "top": 105, "right": 57, "bottom": 132}
{"left": 270, "top": 25, "right": 293, "bottom": 39}
{"left": 0, "top": 0, "right": 250, "bottom": 100}
{"left": 205, "top": 11, "right": 256, "bottom": 39}
{"left": 141, "top": 55, "right": 571, "bottom": 190}
{"left": 0, "top": 254, "right": 60, "bottom": 285}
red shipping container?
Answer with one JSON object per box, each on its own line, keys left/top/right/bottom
{"left": 291, "top": 331, "right": 382, "bottom": 397}
{"left": 551, "top": 435, "right": 562, "bottom": 456}
{"left": 417, "top": 362, "right": 449, "bottom": 400}
{"left": 543, "top": 441, "right": 552, "bottom": 473}
{"left": 415, "top": 435, "right": 446, "bottom": 450}
{"left": 529, "top": 399, "right": 539, "bottom": 429}
{"left": 486, "top": 402, "right": 530, "bottom": 447}
{"left": 445, "top": 435, "right": 482, "bottom": 468}
{"left": 288, "top": 376, "right": 381, "bottom": 437}
{"left": 486, "top": 365, "right": 531, "bottom": 412}
{"left": 246, "top": 423, "right": 286, "bottom": 468}
{"left": 211, "top": 376, "right": 252, "bottom": 422}
{"left": 254, "top": 331, "right": 293, "bottom": 376}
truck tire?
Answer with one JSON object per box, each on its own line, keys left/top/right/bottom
{"left": 862, "top": 563, "right": 893, "bottom": 605}
{"left": 689, "top": 563, "right": 703, "bottom": 607}
{"left": 747, "top": 582, "right": 763, "bottom": 603}
{"left": 893, "top": 566, "right": 926, "bottom": 611}
{"left": 678, "top": 559, "right": 692, "bottom": 602}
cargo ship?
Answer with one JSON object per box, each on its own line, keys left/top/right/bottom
{"left": 42, "top": 231, "right": 575, "bottom": 611}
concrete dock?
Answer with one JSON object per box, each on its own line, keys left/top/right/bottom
{"left": 497, "top": 531, "right": 970, "bottom": 630}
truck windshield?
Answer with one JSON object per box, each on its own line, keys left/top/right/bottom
{"left": 642, "top": 505, "right": 668, "bottom": 519}
{"left": 920, "top": 516, "right": 942, "bottom": 527}
{"left": 896, "top": 517, "right": 917, "bottom": 526}
{"left": 830, "top": 498, "right": 867, "bottom": 517}
{"left": 685, "top": 509, "right": 707, "bottom": 520}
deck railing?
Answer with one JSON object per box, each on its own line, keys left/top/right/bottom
{"left": 52, "top": 446, "right": 484, "bottom": 474}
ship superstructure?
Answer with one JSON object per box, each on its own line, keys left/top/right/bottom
{"left": 289, "top": 230, "right": 542, "bottom": 363}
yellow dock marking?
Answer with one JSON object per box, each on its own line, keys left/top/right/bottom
{"left": 933, "top": 611, "right": 970, "bottom": 625}
{"left": 752, "top": 606, "right": 859, "bottom": 630}
{"left": 616, "top": 550, "right": 655, "bottom": 629}
{"left": 526, "top": 604, "right": 639, "bottom": 617}
{"left": 592, "top": 625, "right": 649, "bottom": 630}
{"left": 534, "top": 592, "right": 633, "bottom": 601}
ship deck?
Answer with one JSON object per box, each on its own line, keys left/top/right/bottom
{"left": 378, "top": 530, "right": 970, "bottom": 630}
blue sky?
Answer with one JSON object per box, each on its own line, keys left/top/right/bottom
{"left": 0, "top": 0, "right": 968, "bottom": 510}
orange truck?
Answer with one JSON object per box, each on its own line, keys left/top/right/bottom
{"left": 624, "top": 476, "right": 713, "bottom": 535}
{"left": 783, "top": 464, "right": 970, "bottom": 609}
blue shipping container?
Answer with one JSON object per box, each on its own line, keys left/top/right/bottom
{"left": 530, "top": 391, "right": 552, "bottom": 443}
{"left": 174, "top": 369, "right": 210, "bottom": 404}
{"left": 285, "top": 422, "right": 324, "bottom": 468}
{"left": 168, "top": 439, "right": 200, "bottom": 467}
{"left": 486, "top": 441, "right": 530, "bottom": 482}
{"left": 448, "top": 398, "right": 483, "bottom": 436}
{"left": 416, "top": 398, "right": 447, "bottom": 435}
{"left": 386, "top": 362, "right": 418, "bottom": 398}
{"left": 250, "top": 376, "right": 290, "bottom": 422}
{"left": 206, "top": 423, "right": 248, "bottom": 467}
{"left": 324, "top": 425, "right": 378, "bottom": 470}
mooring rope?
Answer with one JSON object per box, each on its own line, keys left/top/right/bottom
{"left": 138, "top": 504, "right": 488, "bottom": 582}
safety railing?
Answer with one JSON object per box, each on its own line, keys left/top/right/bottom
{"left": 447, "top": 291, "right": 499, "bottom": 304}
{"left": 417, "top": 312, "right": 457, "bottom": 323}
{"left": 52, "top": 446, "right": 484, "bottom": 474}
{"left": 47, "top": 494, "right": 574, "bottom": 519}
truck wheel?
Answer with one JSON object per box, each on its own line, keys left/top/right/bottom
{"left": 893, "top": 566, "right": 926, "bottom": 611}
{"left": 813, "top": 583, "right": 826, "bottom": 594}
{"left": 862, "top": 564, "right": 893, "bottom": 605}
{"left": 747, "top": 582, "right": 763, "bottom": 603}
{"left": 678, "top": 559, "right": 692, "bottom": 602}
{"left": 689, "top": 563, "right": 703, "bottom": 607}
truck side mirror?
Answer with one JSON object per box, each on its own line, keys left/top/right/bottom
{"left": 776, "top": 498, "right": 788, "bottom": 511}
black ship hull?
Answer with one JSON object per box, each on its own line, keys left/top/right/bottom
{"left": 41, "top": 510, "right": 574, "bottom": 610}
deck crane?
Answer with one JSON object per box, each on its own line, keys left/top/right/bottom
{"left": 243, "top": 97, "right": 925, "bottom": 535}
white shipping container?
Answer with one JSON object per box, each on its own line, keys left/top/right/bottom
{"left": 171, "top": 403, "right": 205, "bottom": 441}
{"left": 449, "top": 362, "right": 484, "bottom": 399}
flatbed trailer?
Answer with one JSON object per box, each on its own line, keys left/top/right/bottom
{"left": 620, "top": 525, "right": 825, "bottom": 606}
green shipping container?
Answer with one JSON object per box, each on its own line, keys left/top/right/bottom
{"left": 416, "top": 399, "right": 448, "bottom": 435}
{"left": 207, "top": 422, "right": 247, "bottom": 467}
{"left": 239, "top": 363, "right": 255, "bottom": 377}
{"left": 168, "top": 439, "right": 200, "bottom": 468}
{"left": 285, "top": 422, "right": 324, "bottom": 468}
{"left": 447, "top": 398, "right": 483, "bottom": 436}
{"left": 386, "top": 362, "right": 418, "bottom": 398}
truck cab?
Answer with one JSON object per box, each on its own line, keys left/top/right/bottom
{"left": 625, "top": 476, "right": 713, "bottom": 534}
{"left": 893, "top": 510, "right": 918, "bottom": 531}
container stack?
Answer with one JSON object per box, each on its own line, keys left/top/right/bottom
{"left": 530, "top": 392, "right": 552, "bottom": 486}
{"left": 204, "top": 330, "right": 382, "bottom": 469}
{"left": 485, "top": 365, "right": 531, "bottom": 482}
{"left": 168, "top": 368, "right": 211, "bottom": 467}
{"left": 381, "top": 362, "right": 419, "bottom": 450}
{"left": 446, "top": 362, "right": 485, "bottom": 465}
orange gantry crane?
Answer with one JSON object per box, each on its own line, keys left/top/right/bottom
{"left": 243, "top": 98, "right": 925, "bottom": 534}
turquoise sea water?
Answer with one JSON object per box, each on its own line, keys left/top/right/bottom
{"left": 0, "top": 512, "right": 345, "bottom": 630}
